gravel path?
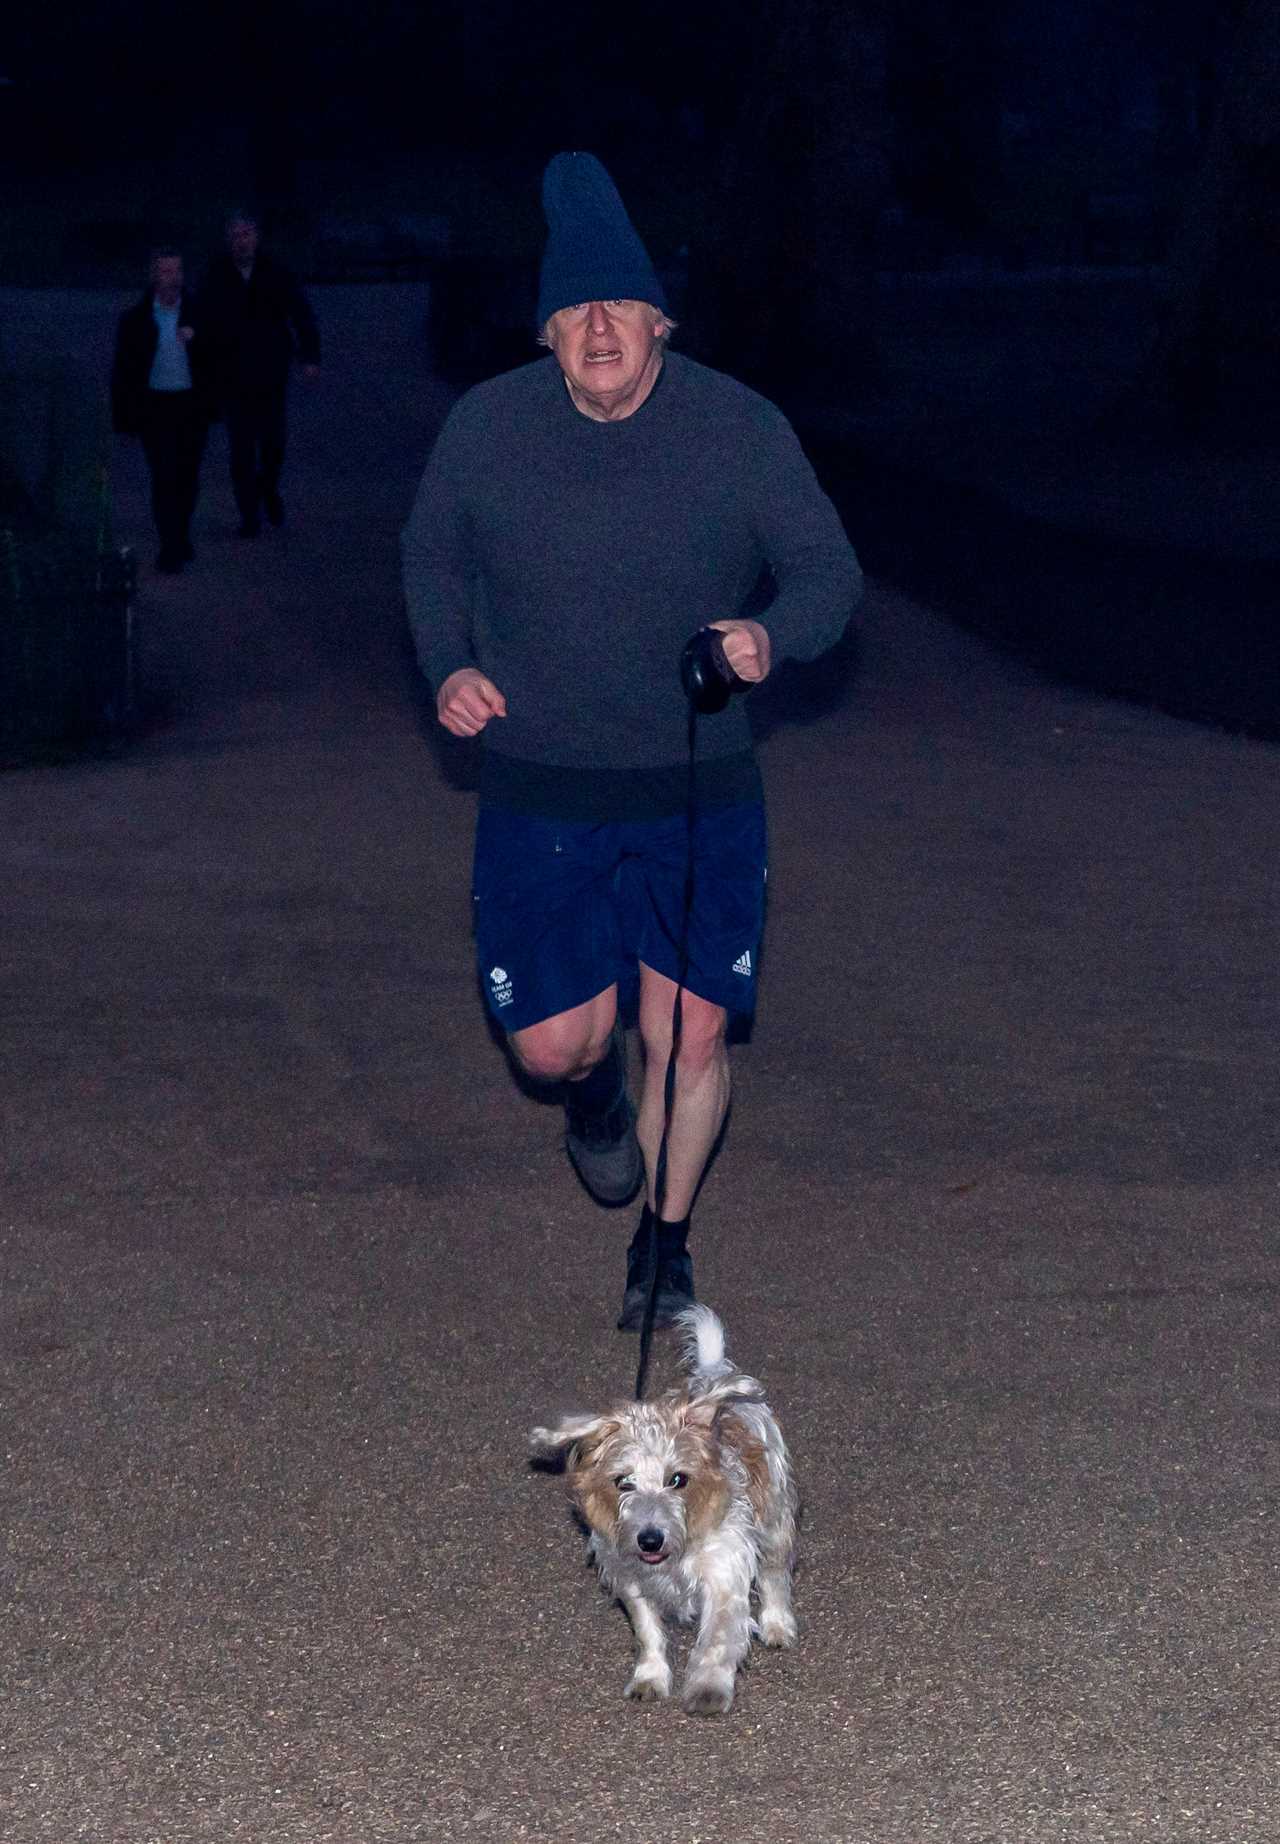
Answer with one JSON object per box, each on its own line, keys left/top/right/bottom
{"left": 3, "top": 287, "right": 1277, "bottom": 1843}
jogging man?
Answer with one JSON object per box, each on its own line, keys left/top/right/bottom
{"left": 402, "top": 152, "right": 861, "bottom": 1329}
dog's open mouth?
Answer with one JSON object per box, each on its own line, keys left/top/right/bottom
{"left": 638, "top": 1549, "right": 669, "bottom": 1566}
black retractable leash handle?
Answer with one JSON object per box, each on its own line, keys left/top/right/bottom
{"left": 633, "top": 628, "right": 750, "bottom": 1401}
{"left": 680, "top": 625, "right": 749, "bottom": 716}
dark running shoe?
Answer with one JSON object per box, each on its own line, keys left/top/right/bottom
{"left": 617, "top": 1213, "right": 696, "bottom": 1333}
{"left": 564, "top": 1024, "right": 642, "bottom": 1206}
{"left": 565, "top": 1089, "right": 643, "bottom": 1206}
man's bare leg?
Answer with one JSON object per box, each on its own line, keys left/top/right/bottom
{"left": 509, "top": 986, "right": 618, "bottom": 1084}
{"left": 510, "top": 985, "right": 643, "bottom": 1207}
{"left": 634, "top": 964, "right": 729, "bottom": 1218}
{"left": 616, "top": 964, "right": 729, "bottom": 1330}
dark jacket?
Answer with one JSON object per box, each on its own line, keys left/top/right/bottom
{"left": 110, "top": 289, "right": 216, "bottom": 435}
{"left": 198, "top": 250, "right": 320, "bottom": 402}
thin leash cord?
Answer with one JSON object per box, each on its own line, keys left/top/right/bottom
{"left": 633, "top": 698, "right": 698, "bottom": 1401}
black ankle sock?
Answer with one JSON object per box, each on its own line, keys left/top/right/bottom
{"left": 567, "top": 1031, "right": 623, "bottom": 1118}
{"left": 627, "top": 1206, "right": 690, "bottom": 1253}
{"left": 655, "top": 1214, "right": 690, "bottom": 1257}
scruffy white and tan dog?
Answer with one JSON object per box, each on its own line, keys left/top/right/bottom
{"left": 530, "top": 1306, "right": 798, "bottom": 1715}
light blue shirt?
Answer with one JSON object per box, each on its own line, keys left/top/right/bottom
{"left": 149, "top": 301, "right": 193, "bottom": 392}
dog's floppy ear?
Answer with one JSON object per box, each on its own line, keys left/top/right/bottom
{"left": 530, "top": 1413, "right": 610, "bottom": 1467}
{"left": 684, "top": 1374, "right": 765, "bottom": 1429}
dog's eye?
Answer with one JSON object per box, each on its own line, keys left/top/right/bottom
{"left": 614, "top": 1475, "right": 635, "bottom": 1493}
{"left": 668, "top": 1472, "right": 689, "bottom": 1490}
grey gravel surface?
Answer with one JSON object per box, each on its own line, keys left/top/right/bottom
{"left": 2, "top": 289, "right": 1278, "bottom": 1844}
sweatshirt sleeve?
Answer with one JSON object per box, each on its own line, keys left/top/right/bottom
{"left": 400, "top": 408, "right": 478, "bottom": 692}
{"left": 747, "top": 405, "right": 863, "bottom": 664}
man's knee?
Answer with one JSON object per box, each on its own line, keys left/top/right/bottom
{"left": 510, "top": 1009, "right": 611, "bottom": 1084}
{"left": 640, "top": 993, "right": 727, "bottom": 1073}
{"left": 675, "top": 1012, "right": 729, "bottom": 1075}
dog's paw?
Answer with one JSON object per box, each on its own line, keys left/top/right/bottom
{"left": 625, "top": 1663, "right": 672, "bottom": 1702}
{"left": 680, "top": 1670, "right": 735, "bottom": 1716}
{"left": 758, "top": 1607, "right": 797, "bottom": 1649}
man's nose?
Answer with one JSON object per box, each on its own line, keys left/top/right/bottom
{"left": 587, "top": 300, "right": 612, "bottom": 332}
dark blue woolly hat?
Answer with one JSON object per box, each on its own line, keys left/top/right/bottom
{"left": 536, "top": 152, "right": 669, "bottom": 328}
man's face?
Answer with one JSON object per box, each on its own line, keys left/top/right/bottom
{"left": 151, "top": 255, "right": 183, "bottom": 305}
{"left": 545, "top": 299, "right": 668, "bottom": 421}
{"left": 227, "top": 219, "right": 259, "bottom": 266}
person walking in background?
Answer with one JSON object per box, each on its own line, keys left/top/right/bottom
{"left": 199, "top": 211, "right": 320, "bottom": 537}
{"left": 110, "top": 247, "right": 215, "bottom": 575}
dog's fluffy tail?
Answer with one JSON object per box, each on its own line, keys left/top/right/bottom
{"left": 676, "top": 1305, "right": 734, "bottom": 1382}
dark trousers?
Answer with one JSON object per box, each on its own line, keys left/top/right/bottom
{"left": 140, "top": 391, "right": 207, "bottom": 556}
{"left": 225, "top": 388, "right": 287, "bottom": 524}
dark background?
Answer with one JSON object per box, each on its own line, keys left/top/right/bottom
{"left": 3, "top": 0, "right": 1272, "bottom": 424}
{"left": 3, "top": 0, "right": 1279, "bottom": 741}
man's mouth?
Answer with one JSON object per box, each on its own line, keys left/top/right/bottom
{"left": 585, "top": 348, "right": 622, "bottom": 365}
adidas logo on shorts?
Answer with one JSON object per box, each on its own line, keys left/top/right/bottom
{"left": 732, "top": 950, "right": 753, "bottom": 977}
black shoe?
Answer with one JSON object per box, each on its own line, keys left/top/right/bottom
{"left": 564, "top": 1024, "right": 642, "bottom": 1206}
{"left": 236, "top": 518, "right": 260, "bottom": 539}
{"left": 565, "top": 1090, "right": 643, "bottom": 1205}
{"left": 617, "top": 1212, "right": 696, "bottom": 1333}
{"left": 263, "top": 490, "right": 285, "bottom": 527}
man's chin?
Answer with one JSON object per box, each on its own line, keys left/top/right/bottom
{"left": 577, "top": 364, "right": 626, "bottom": 389}
{"left": 569, "top": 374, "right": 630, "bottom": 409}
{"left": 562, "top": 353, "right": 661, "bottom": 421}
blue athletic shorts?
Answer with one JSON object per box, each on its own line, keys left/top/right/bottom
{"left": 472, "top": 802, "right": 767, "bottom": 1032}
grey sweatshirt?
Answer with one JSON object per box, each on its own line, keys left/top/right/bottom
{"left": 401, "top": 350, "right": 862, "bottom": 820}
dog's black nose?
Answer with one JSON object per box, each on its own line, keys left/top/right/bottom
{"left": 637, "top": 1526, "right": 666, "bottom": 1554}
